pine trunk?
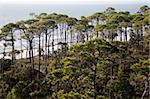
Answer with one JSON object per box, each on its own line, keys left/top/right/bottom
{"left": 11, "top": 32, "right": 15, "bottom": 65}
{"left": 45, "top": 31, "right": 48, "bottom": 75}
{"left": 38, "top": 36, "right": 41, "bottom": 78}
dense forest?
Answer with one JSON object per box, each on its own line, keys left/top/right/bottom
{"left": 0, "top": 5, "right": 150, "bottom": 99}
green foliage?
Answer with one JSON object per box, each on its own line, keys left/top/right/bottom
{"left": 56, "top": 90, "right": 85, "bottom": 99}
{"left": 109, "top": 79, "right": 134, "bottom": 99}
{"left": 0, "top": 5, "right": 149, "bottom": 99}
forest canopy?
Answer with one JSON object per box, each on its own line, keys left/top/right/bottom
{"left": 0, "top": 5, "right": 150, "bottom": 99}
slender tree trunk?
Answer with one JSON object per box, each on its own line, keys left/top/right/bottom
{"left": 52, "top": 29, "right": 55, "bottom": 59}
{"left": 42, "top": 34, "right": 45, "bottom": 60}
{"left": 29, "top": 40, "right": 33, "bottom": 81}
{"left": 21, "top": 39, "right": 23, "bottom": 59}
{"left": 70, "top": 31, "right": 73, "bottom": 44}
{"left": 64, "top": 24, "right": 67, "bottom": 43}
{"left": 137, "top": 30, "right": 140, "bottom": 49}
{"left": 120, "top": 30, "right": 122, "bottom": 42}
{"left": 11, "top": 32, "right": 15, "bottom": 65}
{"left": 0, "top": 59, "right": 3, "bottom": 73}
{"left": 90, "top": 21, "right": 94, "bottom": 40}
{"left": 38, "top": 36, "right": 41, "bottom": 78}
{"left": 3, "top": 43, "right": 6, "bottom": 59}
{"left": 124, "top": 27, "right": 127, "bottom": 42}
{"left": 45, "top": 30, "right": 48, "bottom": 75}
{"left": 1, "top": 44, "right": 6, "bottom": 73}
{"left": 96, "top": 19, "right": 99, "bottom": 38}
{"left": 86, "top": 32, "right": 89, "bottom": 41}
{"left": 111, "top": 32, "right": 113, "bottom": 41}
{"left": 101, "top": 31, "right": 105, "bottom": 39}
{"left": 31, "top": 43, "right": 34, "bottom": 74}
{"left": 57, "top": 28, "right": 59, "bottom": 49}
{"left": 140, "top": 26, "right": 144, "bottom": 50}
{"left": 77, "top": 33, "right": 79, "bottom": 43}
{"left": 26, "top": 41, "right": 28, "bottom": 63}
{"left": 61, "top": 25, "right": 63, "bottom": 42}
{"left": 67, "top": 26, "right": 70, "bottom": 45}
{"left": 96, "top": 32, "right": 99, "bottom": 38}
{"left": 48, "top": 34, "right": 51, "bottom": 56}
{"left": 29, "top": 41, "right": 32, "bottom": 64}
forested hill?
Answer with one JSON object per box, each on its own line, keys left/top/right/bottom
{"left": 0, "top": 5, "right": 150, "bottom": 99}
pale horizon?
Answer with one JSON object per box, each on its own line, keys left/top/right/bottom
{"left": 0, "top": 0, "right": 149, "bottom": 5}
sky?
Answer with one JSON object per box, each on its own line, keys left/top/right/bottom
{"left": 0, "top": 0, "right": 149, "bottom": 4}
{"left": 0, "top": 0, "right": 149, "bottom": 26}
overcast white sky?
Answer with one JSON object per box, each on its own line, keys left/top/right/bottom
{"left": 0, "top": 0, "right": 149, "bottom": 26}
{"left": 0, "top": 0, "right": 149, "bottom": 4}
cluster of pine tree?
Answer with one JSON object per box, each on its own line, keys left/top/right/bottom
{"left": 0, "top": 5, "right": 150, "bottom": 99}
